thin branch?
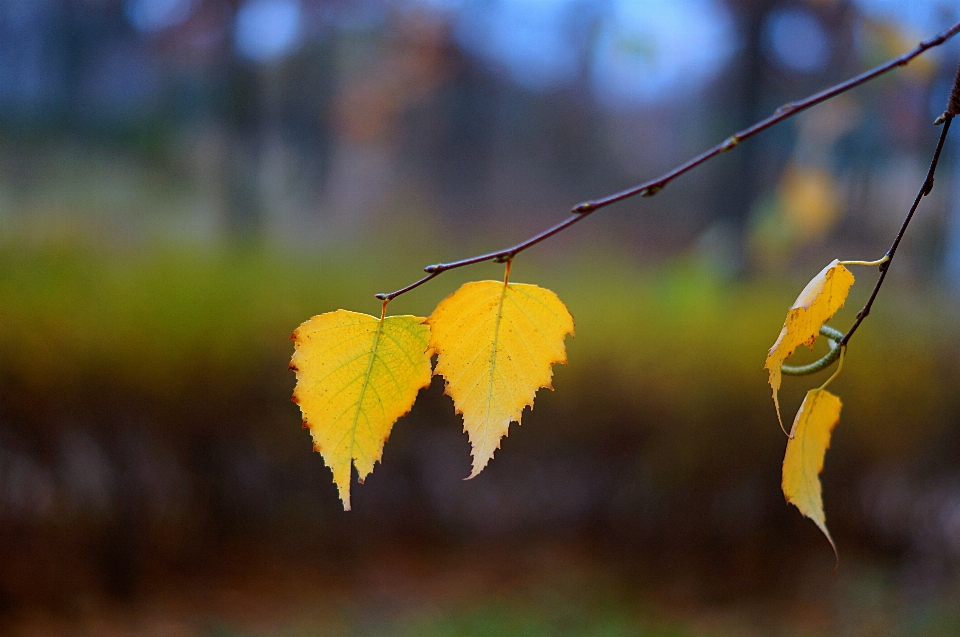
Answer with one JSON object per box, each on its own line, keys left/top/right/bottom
{"left": 377, "top": 19, "right": 960, "bottom": 301}
{"left": 376, "top": 272, "right": 440, "bottom": 301}
{"left": 840, "top": 114, "right": 954, "bottom": 347}
{"left": 376, "top": 214, "right": 583, "bottom": 299}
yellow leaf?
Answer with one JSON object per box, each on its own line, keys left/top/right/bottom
{"left": 765, "top": 260, "right": 853, "bottom": 429}
{"left": 427, "top": 280, "right": 574, "bottom": 478}
{"left": 290, "top": 310, "right": 432, "bottom": 510}
{"left": 782, "top": 388, "right": 841, "bottom": 554}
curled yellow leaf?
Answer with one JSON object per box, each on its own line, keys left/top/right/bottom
{"left": 765, "top": 260, "right": 854, "bottom": 430}
{"left": 782, "top": 388, "right": 841, "bottom": 556}
{"left": 290, "top": 310, "right": 432, "bottom": 510}
{"left": 427, "top": 280, "right": 574, "bottom": 478}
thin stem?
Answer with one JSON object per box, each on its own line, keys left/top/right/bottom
{"left": 839, "top": 256, "right": 890, "bottom": 267}
{"left": 376, "top": 272, "right": 440, "bottom": 301}
{"left": 840, "top": 115, "right": 954, "bottom": 347}
{"left": 817, "top": 346, "right": 846, "bottom": 392}
{"left": 572, "top": 20, "right": 960, "bottom": 214}
{"left": 376, "top": 215, "right": 582, "bottom": 300}
{"left": 376, "top": 20, "right": 960, "bottom": 301}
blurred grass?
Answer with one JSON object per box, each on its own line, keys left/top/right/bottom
{"left": 0, "top": 239, "right": 956, "bottom": 436}
{"left": 0, "top": 241, "right": 369, "bottom": 393}
{"left": 395, "top": 603, "right": 690, "bottom": 637}
{"left": 0, "top": 236, "right": 954, "bottom": 498}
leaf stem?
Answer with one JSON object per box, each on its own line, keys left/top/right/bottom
{"left": 838, "top": 256, "right": 890, "bottom": 268}
{"left": 839, "top": 114, "right": 954, "bottom": 348}
{"left": 375, "top": 20, "right": 960, "bottom": 301}
{"left": 817, "top": 346, "right": 845, "bottom": 392}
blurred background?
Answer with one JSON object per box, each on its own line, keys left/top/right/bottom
{"left": 3, "top": 0, "right": 960, "bottom": 634}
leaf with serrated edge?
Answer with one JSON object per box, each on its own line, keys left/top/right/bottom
{"left": 782, "top": 388, "right": 841, "bottom": 555}
{"left": 765, "top": 260, "right": 853, "bottom": 429}
{"left": 427, "top": 280, "right": 574, "bottom": 478}
{"left": 290, "top": 310, "right": 432, "bottom": 510}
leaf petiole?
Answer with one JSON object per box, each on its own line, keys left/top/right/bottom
{"left": 838, "top": 256, "right": 890, "bottom": 268}
{"left": 817, "top": 345, "right": 845, "bottom": 392}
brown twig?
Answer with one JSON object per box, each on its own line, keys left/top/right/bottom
{"left": 840, "top": 112, "right": 954, "bottom": 347}
{"left": 377, "top": 19, "right": 960, "bottom": 301}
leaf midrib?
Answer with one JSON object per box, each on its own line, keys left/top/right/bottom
{"left": 483, "top": 280, "right": 510, "bottom": 454}
{"left": 350, "top": 318, "right": 385, "bottom": 470}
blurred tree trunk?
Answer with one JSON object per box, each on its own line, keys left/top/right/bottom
{"left": 712, "top": 0, "right": 778, "bottom": 277}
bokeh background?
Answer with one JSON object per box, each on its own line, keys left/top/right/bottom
{"left": 4, "top": 0, "right": 960, "bottom": 634}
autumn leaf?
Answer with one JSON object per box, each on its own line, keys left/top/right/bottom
{"left": 765, "top": 260, "right": 854, "bottom": 430}
{"left": 427, "top": 280, "right": 574, "bottom": 478}
{"left": 782, "top": 388, "right": 841, "bottom": 555}
{"left": 290, "top": 310, "right": 432, "bottom": 510}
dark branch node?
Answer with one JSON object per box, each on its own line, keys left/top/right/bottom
{"left": 720, "top": 136, "right": 740, "bottom": 152}
{"left": 572, "top": 202, "right": 595, "bottom": 214}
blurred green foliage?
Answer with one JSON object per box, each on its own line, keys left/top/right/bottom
{"left": 0, "top": 240, "right": 955, "bottom": 431}
{"left": 0, "top": 239, "right": 955, "bottom": 471}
